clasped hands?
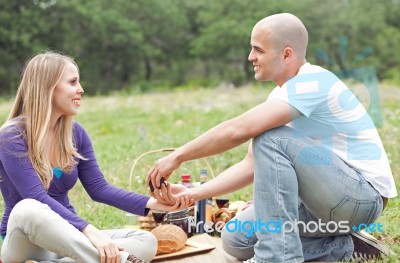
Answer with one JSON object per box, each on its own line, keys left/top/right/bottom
{"left": 146, "top": 153, "right": 194, "bottom": 208}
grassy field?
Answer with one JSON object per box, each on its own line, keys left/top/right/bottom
{"left": 0, "top": 83, "right": 399, "bottom": 261}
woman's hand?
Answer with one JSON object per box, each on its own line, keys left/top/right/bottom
{"left": 82, "top": 224, "right": 124, "bottom": 263}
{"left": 146, "top": 183, "right": 193, "bottom": 211}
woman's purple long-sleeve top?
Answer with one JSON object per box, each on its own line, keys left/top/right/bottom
{"left": 0, "top": 122, "right": 150, "bottom": 237}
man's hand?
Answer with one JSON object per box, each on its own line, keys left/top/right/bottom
{"left": 169, "top": 183, "right": 195, "bottom": 203}
{"left": 146, "top": 152, "right": 181, "bottom": 192}
{"left": 82, "top": 224, "right": 123, "bottom": 263}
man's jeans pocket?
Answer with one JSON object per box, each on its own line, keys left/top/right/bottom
{"left": 331, "top": 196, "right": 380, "bottom": 229}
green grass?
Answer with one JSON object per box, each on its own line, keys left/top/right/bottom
{"left": 0, "top": 83, "right": 399, "bottom": 261}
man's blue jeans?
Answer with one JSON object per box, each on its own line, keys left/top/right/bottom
{"left": 222, "top": 126, "right": 384, "bottom": 263}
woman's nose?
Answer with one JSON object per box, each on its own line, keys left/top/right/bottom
{"left": 77, "top": 84, "right": 84, "bottom": 94}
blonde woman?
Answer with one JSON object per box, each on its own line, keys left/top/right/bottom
{"left": 0, "top": 52, "right": 187, "bottom": 263}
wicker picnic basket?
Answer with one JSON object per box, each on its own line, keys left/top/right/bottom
{"left": 128, "top": 148, "right": 215, "bottom": 231}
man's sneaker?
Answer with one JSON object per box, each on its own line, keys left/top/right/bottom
{"left": 125, "top": 254, "right": 148, "bottom": 263}
{"left": 242, "top": 257, "right": 257, "bottom": 263}
{"left": 350, "top": 230, "right": 395, "bottom": 261}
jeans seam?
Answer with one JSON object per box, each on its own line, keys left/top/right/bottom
{"left": 364, "top": 195, "right": 380, "bottom": 225}
{"left": 271, "top": 137, "right": 284, "bottom": 220}
{"left": 272, "top": 135, "right": 358, "bottom": 185}
{"left": 331, "top": 196, "right": 380, "bottom": 226}
{"left": 270, "top": 129, "right": 299, "bottom": 260}
{"left": 364, "top": 200, "right": 375, "bottom": 225}
{"left": 272, "top": 135, "right": 286, "bottom": 258}
{"left": 262, "top": 131, "right": 351, "bottom": 184}
{"left": 255, "top": 255, "right": 304, "bottom": 263}
{"left": 303, "top": 239, "right": 352, "bottom": 254}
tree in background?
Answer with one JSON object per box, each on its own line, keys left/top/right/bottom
{"left": 0, "top": 0, "right": 399, "bottom": 96}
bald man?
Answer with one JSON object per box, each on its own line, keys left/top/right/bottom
{"left": 147, "top": 13, "right": 396, "bottom": 262}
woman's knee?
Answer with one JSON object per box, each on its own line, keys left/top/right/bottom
{"left": 142, "top": 230, "right": 158, "bottom": 252}
{"left": 131, "top": 230, "right": 157, "bottom": 262}
{"left": 10, "top": 199, "right": 45, "bottom": 222}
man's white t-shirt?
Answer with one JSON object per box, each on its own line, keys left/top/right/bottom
{"left": 267, "top": 62, "right": 397, "bottom": 198}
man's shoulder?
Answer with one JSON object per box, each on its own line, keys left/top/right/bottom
{"left": 290, "top": 63, "right": 340, "bottom": 92}
{"left": 298, "top": 62, "right": 330, "bottom": 75}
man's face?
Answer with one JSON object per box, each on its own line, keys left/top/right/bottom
{"left": 248, "top": 26, "right": 282, "bottom": 83}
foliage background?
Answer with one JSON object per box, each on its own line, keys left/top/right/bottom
{"left": 0, "top": 0, "right": 400, "bottom": 96}
{"left": 1, "top": 85, "right": 399, "bottom": 261}
{"left": 0, "top": 0, "right": 399, "bottom": 261}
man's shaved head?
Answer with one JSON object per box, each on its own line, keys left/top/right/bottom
{"left": 254, "top": 13, "right": 308, "bottom": 58}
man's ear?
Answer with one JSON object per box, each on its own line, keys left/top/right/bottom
{"left": 282, "top": 47, "right": 293, "bottom": 63}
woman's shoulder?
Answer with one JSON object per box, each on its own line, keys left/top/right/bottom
{"left": 72, "top": 121, "right": 84, "bottom": 132}
{"left": 0, "top": 118, "right": 26, "bottom": 151}
{"left": 72, "top": 121, "right": 91, "bottom": 143}
{"left": 0, "top": 117, "right": 25, "bottom": 139}
{"left": 73, "top": 120, "right": 93, "bottom": 134}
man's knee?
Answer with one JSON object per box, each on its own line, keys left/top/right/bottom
{"left": 253, "top": 129, "right": 274, "bottom": 145}
{"left": 221, "top": 226, "right": 236, "bottom": 250}
{"left": 221, "top": 227, "right": 242, "bottom": 258}
{"left": 254, "top": 126, "right": 294, "bottom": 145}
{"left": 253, "top": 126, "right": 281, "bottom": 147}
{"left": 221, "top": 225, "right": 255, "bottom": 260}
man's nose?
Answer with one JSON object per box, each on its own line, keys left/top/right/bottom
{"left": 248, "top": 50, "right": 255, "bottom": 61}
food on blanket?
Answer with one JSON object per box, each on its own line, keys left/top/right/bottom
{"left": 152, "top": 210, "right": 167, "bottom": 223}
{"left": 140, "top": 222, "right": 157, "bottom": 228}
{"left": 228, "top": 200, "right": 247, "bottom": 214}
{"left": 212, "top": 208, "right": 233, "bottom": 224}
{"left": 206, "top": 203, "right": 214, "bottom": 222}
{"left": 216, "top": 198, "right": 229, "bottom": 208}
{"left": 151, "top": 224, "right": 188, "bottom": 255}
{"left": 138, "top": 211, "right": 157, "bottom": 231}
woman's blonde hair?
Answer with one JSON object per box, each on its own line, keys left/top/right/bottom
{"left": 1, "top": 51, "right": 85, "bottom": 189}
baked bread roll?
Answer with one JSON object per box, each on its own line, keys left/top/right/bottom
{"left": 138, "top": 211, "right": 158, "bottom": 231}
{"left": 151, "top": 224, "right": 187, "bottom": 255}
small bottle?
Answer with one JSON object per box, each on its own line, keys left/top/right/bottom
{"left": 197, "top": 169, "right": 208, "bottom": 234}
{"left": 199, "top": 169, "right": 208, "bottom": 184}
{"left": 181, "top": 174, "right": 193, "bottom": 188}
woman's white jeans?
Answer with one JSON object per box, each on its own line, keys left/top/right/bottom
{"left": 1, "top": 199, "right": 157, "bottom": 263}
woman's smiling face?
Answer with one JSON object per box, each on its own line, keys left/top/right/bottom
{"left": 52, "top": 61, "right": 84, "bottom": 117}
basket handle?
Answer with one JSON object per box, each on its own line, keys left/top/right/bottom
{"left": 128, "top": 148, "right": 215, "bottom": 192}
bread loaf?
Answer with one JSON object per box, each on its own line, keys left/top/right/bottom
{"left": 151, "top": 224, "right": 187, "bottom": 255}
